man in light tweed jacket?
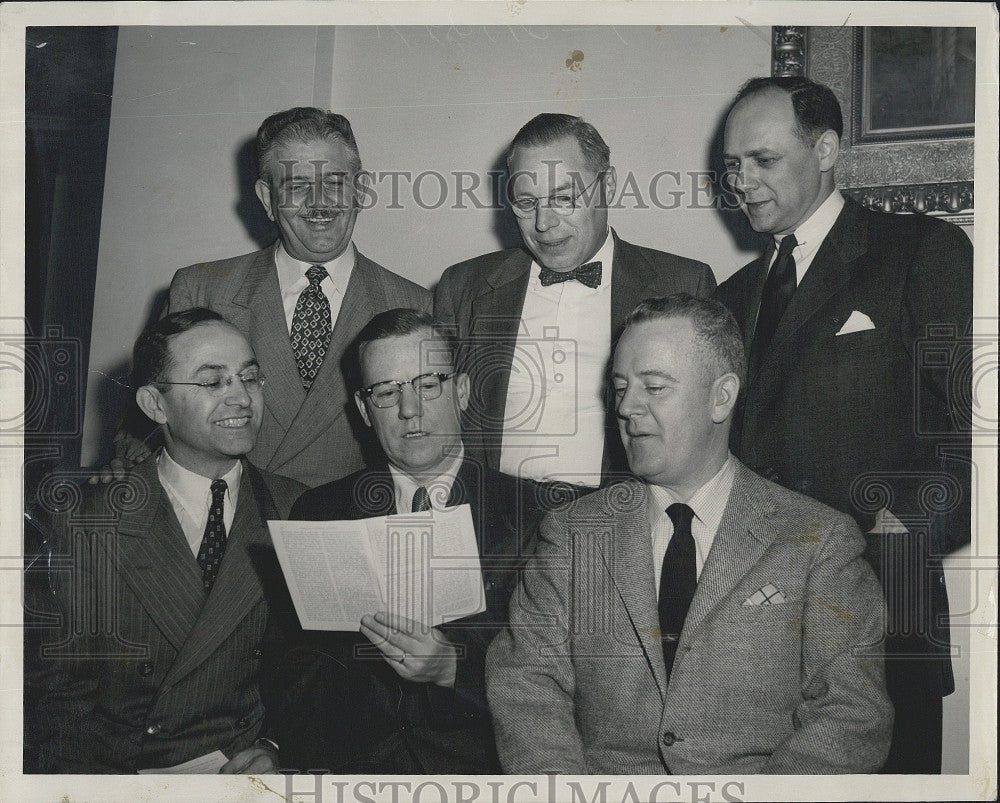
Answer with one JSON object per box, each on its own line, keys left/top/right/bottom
{"left": 486, "top": 294, "right": 892, "bottom": 774}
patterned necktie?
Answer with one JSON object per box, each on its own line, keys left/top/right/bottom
{"left": 197, "top": 479, "right": 228, "bottom": 593}
{"left": 749, "top": 233, "right": 797, "bottom": 378}
{"left": 538, "top": 260, "right": 602, "bottom": 289}
{"left": 290, "top": 265, "right": 333, "bottom": 390}
{"left": 411, "top": 485, "right": 432, "bottom": 513}
{"left": 658, "top": 502, "right": 696, "bottom": 681}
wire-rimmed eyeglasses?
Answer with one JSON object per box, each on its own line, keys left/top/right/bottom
{"left": 360, "top": 372, "right": 456, "bottom": 409}
{"left": 155, "top": 368, "right": 265, "bottom": 396}
{"left": 508, "top": 172, "right": 606, "bottom": 218}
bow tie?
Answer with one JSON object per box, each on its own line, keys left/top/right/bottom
{"left": 539, "top": 261, "right": 602, "bottom": 289}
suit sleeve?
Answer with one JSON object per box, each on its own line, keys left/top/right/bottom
{"left": 28, "top": 516, "right": 102, "bottom": 772}
{"left": 486, "top": 510, "right": 587, "bottom": 774}
{"left": 694, "top": 261, "right": 717, "bottom": 298}
{"left": 763, "top": 516, "right": 894, "bottom": 773}
{"left": 902, "top": 221, "right": 973, "bottom": 551}
{"left": 433, "top": 265, "right": 461, "bottom": 332}
{"left": 164, "top": 266, "right": 198, "bottom": 316}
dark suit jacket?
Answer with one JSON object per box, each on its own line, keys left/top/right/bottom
{"left": 270, "top": 456, "right": 544, "bottom": 774}
{"left": 434, "top": 232, "right": 716, "bottom": 482}
{"left": 486, "top": 460, "right": 891, "bottom": 774}
{"left": 166, "top": 243, "right": 431, "bottom": 487}
{"left": 29, "top": 453, "right": 304, "bottom": 773}
{"left": 715, "top": 198, "right": 972, "bottom": 769}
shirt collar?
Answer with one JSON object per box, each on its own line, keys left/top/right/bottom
{"left": 647, "top": 453, "right": 736, "bottom": 536}
{"left": 388, "top": 443, "right": 465, "bottom": 512}
{"left": 530, "top": 227, "right": 614, "bottom": 289}
{"left": 157, "top": 449, "right": 242, "bottom": 516}
{"left": 274, "top": 239, "right": 356, "bottom": 294}
{"left": 777, "top": 189, "right": 844, "bottom": 255}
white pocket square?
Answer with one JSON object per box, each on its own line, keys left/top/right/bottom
{"left": 836, "top": 310, "right": 875, "bottom": 336}
{"left": 743, "top": 583, "right": 786, "bottom": 606}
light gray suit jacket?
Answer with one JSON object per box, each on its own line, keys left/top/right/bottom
{"left": 486, "top": 460, "right": 892, "bottom": 774}
{"left": 167, "top": 243, "right": 431, "bottom": 487}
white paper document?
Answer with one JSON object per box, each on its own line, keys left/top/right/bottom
{"left": 137, "top": 750, "right": 228, "bottom": 774}
{"left": 268, "top": 504, "right": 486, "bottom": 631}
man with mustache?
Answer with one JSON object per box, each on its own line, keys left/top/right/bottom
{"left": 108, "top": 108, "right": 430, "bottom": 488}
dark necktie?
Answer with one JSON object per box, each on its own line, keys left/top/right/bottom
{"left": 538, "top": 260, "right": 602, "bottom": 289}
{"left": 411, "top": 485, "right": 431, "bottom": 513}
{"left": 658, "top": 502, "right": 696, "bottom": 681}
{"left": 749, "top": 233, "right": 797, "bottom": 378}
{"left": 290, "top": 265, "right": 332, "bottom": 390}
{"left": 197, "top": 479, "right": 228, "bottom": 593}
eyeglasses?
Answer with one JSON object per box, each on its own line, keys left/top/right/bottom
{"left": 155, "top": 368, "right": 265, "bottom": 396}
{"left": 509, "top": 172, "right": 606, "bottom": 218}
{"left": 360, "top": 372, "right": 455, "bottom": 409}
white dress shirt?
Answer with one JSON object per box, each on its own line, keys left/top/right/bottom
{"left": 388, "top": 444, "right": 465, "bottom": 514}
{"left": 499, "top": 229, "right": 615, "bottom": 487}
{"left": 647, "top": 454, "right": 736, "bottom": 596}
{"left": 768, "top": 189, "right": 845, "bottom": 286}
{"left": 274, "top": 240, "right": 355, "bottom": 333}
{"left": 157, "top": 450, "right": 242, "bottom": 557}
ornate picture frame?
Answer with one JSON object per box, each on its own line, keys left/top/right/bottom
{"left": 772, "top": 26, "right": 974, "bottom": 223}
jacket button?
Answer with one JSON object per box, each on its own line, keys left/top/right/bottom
{"left": 145, "top": 723, "right": 161, "bottom": 736}
{"left": 662, "top": 731, "right": 677, "bottom": 746}
{"left": 138, "top": 662, "right": 154, "bottom": 677}
{"left": 251, "top": 647, "right": 263, "bottom": 659}
{"left": 236, "top": 717, "right": 250, "bottom": 729}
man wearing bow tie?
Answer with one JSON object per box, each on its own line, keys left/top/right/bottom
{"left": 435, "top": 114, "right": 716, "bottom": 490}
{"left": 486, "top": 294, "right": 892, "bottom": 774}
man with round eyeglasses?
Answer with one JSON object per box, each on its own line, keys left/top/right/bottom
{"left": 272, "top": 308, "right": 544, "bottom": 774}
{"left": 436, "top": 112, "right": 716, "bottom": 493}
{"left": 29, "top": 307, "right": 304, "bottom": 773}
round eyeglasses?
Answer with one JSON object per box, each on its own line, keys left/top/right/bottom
{"left": 508, "top": 172, "right": 606, "bottom": 218}
{"left": 361, "top": 372, "right": 456, "bottom": 409}
{"left": 155, "top": 369, "right": 265, "bottom": 396}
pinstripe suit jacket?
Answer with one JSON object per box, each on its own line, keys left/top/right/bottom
{"left": 31, "top": 453, "right": 304, "bottom": 773}
{"left": 486, "top": 459, "right": 892, "bottom": 774}
{"left": 166, "top": 243, "right": 431, "bottom": 487}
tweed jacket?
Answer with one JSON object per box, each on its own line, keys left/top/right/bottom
{"left": 486, "top": 459, "right": 892, "bottom": 774}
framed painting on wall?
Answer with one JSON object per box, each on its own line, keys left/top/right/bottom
{"left": 772, "top": 25, "right": 974, "bottom": 223}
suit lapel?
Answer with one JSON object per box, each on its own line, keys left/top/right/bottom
{"left": 267, "top": 248, "right": 377, "bottom": 472}
{"left": 756, "top": 202, "right": 869, "bottom": 384}
{"left": 162, "top": 466, "right": 268, "bottom": 688}
{"left": 228, "top": 245, "right": 306, "bottom": 436}
{"left": 466, "top": 251, "right": 532, "bottom": 467}
{"left": 592, "top": 481, "right": 668, "bottom": 701}
{"left": 113, "top": 459, "right": 207, "bottom": 653}
{"left": 609, "top": 234, "right": 667, "bottom": 336}
{"left": 679, "top": 463, "right": 777, "bottom": 645}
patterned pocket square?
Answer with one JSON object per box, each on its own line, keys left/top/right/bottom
{"left": 743, "top": 583, "right": 787, "bottom": 606}
{"left": 836, "top": 310, "right": 875, "bottom": 336}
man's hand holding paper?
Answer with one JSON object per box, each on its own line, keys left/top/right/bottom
{"left": 360, "top": 612, "right": 458, "bottom": 687}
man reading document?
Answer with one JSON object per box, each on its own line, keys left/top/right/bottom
{"left": 271, "top": 308, "right": 543, "bottom": 773}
